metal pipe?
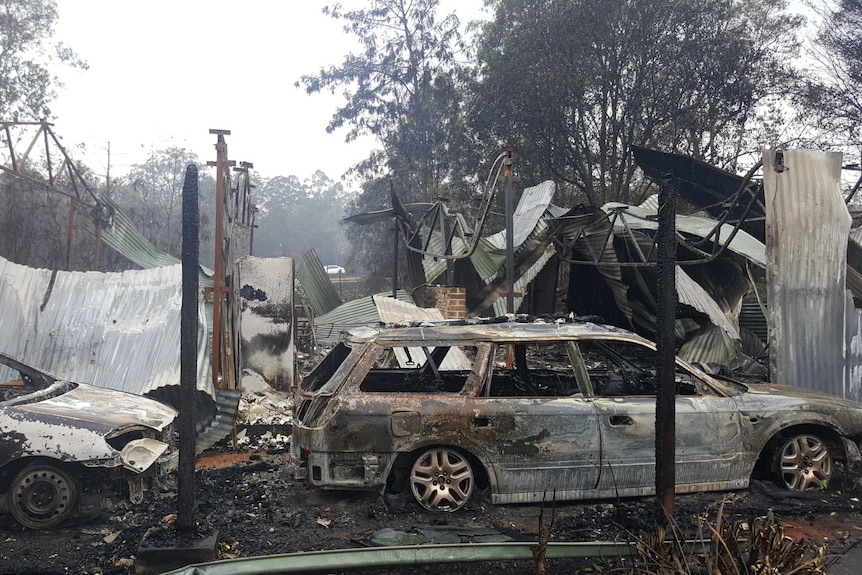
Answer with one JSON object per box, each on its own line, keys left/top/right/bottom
{"left": 503, "top": 146, "right": 516, "bottom": 314}
{"left": 160, "top": 540, "right": 711, "bottom": 575}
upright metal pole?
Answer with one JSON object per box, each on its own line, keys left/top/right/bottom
{"left": 655, "top": 174, "right": 678, "bottom": 519}
{"left": 178, "top": 164, "right": 199, "bottom": 531}
{"left": 392, "top": 225, "right": 399, "bottom": 299}
{"left": 503, "top": 146, "right": 516, "bottom": 314}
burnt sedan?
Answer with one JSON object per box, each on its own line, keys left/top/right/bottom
{"left": 292, "top": 319, "right": 862, "bottom": 512}
{"left": 0, "top": 353, "right": 178, "bottom": 528}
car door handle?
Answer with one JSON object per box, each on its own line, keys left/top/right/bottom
{"left": 471, "top": 417, "right": 493, "bottom": 428}
{"left": 609, "top": 415, "right": 634, "bottom": 426}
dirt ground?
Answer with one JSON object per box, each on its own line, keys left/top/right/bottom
{"left": 1, "top": 434, "right": 861, "bottom": 575}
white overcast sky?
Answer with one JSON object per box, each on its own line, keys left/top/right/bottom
{"left": 50, "top": 0, "right": 486, "bottom": 189}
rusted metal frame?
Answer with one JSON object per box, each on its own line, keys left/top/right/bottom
{"left": 207, "top": 129, "right": 233, "bottom": 389}
{"left": 401, "top": 209, "right": 474, "bottom": 261}
{"left": 399, "top": 152, "right": 507, "bottom": 261}
{"left": 45, "top": 124, "right": 100, "bottom": 204}
{"left": 690, "top": 161, "right": 763, "bottom": 250}
{"left": 0, "top": 168, "right": 79, "bottom": 201}
{"left": 555, "top": 164, "right": 765, "bottom": 269}
{"left": 615, "top": 211, "right": 651, "bottom": 263}
{"left": 655, "top": 174, "right": 678, "bottom": 519}
{"left": 586, "top": 215, "right": 617, "bottom": 263}
{"left": 3, "top": 124, "right": 18, "bottom": 171}
{"left": 18, "top": 124, "right": 44, "bottom": 173}
{"left": 422, "top": 203, "right": 441, "bottom": 253}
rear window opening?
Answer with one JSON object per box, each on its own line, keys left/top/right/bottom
{"left": 359, "top": 345, "right": 478, "bottom": 394}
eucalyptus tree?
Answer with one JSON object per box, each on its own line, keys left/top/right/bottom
{"left": 298, "top": 0, "right": 484, "bottom": 286}
{"left": 471, "top": 0, "right": 801, "bottom": 205}
{"left": 110, "top": 147, "right": 215, "bottom": 260}
{"left": 0, "top": 0, "right": 86, "bottom": 120}
{"left": 298, "top": 0, "right": 478, "bottom": 192}
{"left": 799, "top": 0, "right": 862, "bottom": 148}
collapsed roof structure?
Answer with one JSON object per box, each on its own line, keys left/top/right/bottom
{"left": 305, "top": 146, "right": 862, "bottom": 403}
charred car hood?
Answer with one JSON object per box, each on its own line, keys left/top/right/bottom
{"left": 14, "top": 382, "right": 177, "bottom": 434}
{"left": 742, "top": 382, "right": 862, "bottom": 410}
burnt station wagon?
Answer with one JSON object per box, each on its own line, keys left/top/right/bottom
{"left": 291, "top": 319, "right": 862, "bottom": 512}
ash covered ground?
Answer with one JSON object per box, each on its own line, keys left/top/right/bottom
{"left": 1, "top": 435, "right": 861, "bottom": 574}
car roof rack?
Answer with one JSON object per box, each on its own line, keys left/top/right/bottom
{"left": 379, "top": 313, "right": 606, "bottom": 330}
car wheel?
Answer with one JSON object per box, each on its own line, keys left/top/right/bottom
{"left": 9, "top": 463, "right": 79, "bottom": 529}
{"left": 775, "top": 434, "right": 833, "bottom": 491}
{"left": 409, "top": 447, "right": 474, "bottom": 512}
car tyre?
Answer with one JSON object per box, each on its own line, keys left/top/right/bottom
{"left": 9, "top": 463, "right": 79, "bottom": 529}
{"left": 409, "top": 447, "right": 474, "bottom": 512}
{"left": 774, "top": 433, "right": 832, "bottom": 491}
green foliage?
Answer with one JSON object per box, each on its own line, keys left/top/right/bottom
{"left": 471, "top": 0, "right": 801, "bottom": 205}
{"left": 0, "top": 0, "right": 87, "bottom": 120}
{"left": 252, "top": 171, "right": 349, "bottom": 265}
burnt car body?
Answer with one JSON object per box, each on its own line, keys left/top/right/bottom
{"left": 0, "top": 353, "right": 178, "bottom": 528}
{"left": 292, "top": 319, "right": 862, "bottom": 512}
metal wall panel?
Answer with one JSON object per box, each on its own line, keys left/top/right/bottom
{"left": 763, "top": 149, "right": 850, "bottom": 395}
{"left": 0, "top": 255, "right": 214, "bottom": 397}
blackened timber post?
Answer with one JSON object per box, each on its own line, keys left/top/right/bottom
{"left": 655, "top": 173, "right": 677, "bottom": 519}
{"left": 178, "top": 164, "right": 200, "bottom": 531}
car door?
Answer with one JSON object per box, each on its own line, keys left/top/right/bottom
{"left": 578, "top": 339, "right": 746, "bottom": 496}
{"left": 459, "top": 341, "right": 601, "bottom": 504}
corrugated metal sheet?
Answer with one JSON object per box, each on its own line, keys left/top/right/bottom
{"left": 80, "top": 199, "right": 214, "bottom": 286}
{"left": 469, "top": 181, "right": 556, "bottom": 281}
{"left": 676, "top": 266, "right": 740, "bottom": 340}
{"left": 845, "top": 291, "right": 862, "bottom": 402}
{"left": 678, "top": 324, "right": 737, "bottom": 365}
{"left": 739, "top": 301, "right": 768, "bottom": 342}
{"left": 601, "top": 196, "right": 766, "bottom": 267}
{"left": 422, "top": 181, "right": 557, "bottom": 285}
{"left": 372, "top": 295, "right": 471, "bottom": 370}
{"left": 0, "top": 255, "right": 214, "bottom": 398}
{"left": 491, "top": 242, "right": 556, "bottom": 316}
{"left": 764, "top": 149, "right": 850, "bottom": 395}
{"left": 313, "top": 290, "right": 414, "bottom": 345}
{"left": 296, "top": 249, "right": 342, "bottom": 316}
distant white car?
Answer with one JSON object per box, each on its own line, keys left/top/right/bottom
{"left": 324, "top": 265, "right": 346, "bottom": 275}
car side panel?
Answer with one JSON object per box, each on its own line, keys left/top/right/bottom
{"left": 593, "top": 395, "right": 747, "bottom": 494}
{"left": 459, "top": 396, "right": 600, "bottom": 502}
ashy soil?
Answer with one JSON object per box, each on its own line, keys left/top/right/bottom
{"left": 1, "top": 438, "right": 861, "bottom": 575}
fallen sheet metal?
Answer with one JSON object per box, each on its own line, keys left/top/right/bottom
{"left": 372, "top": 295, "right": 472, "bottom": 370}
